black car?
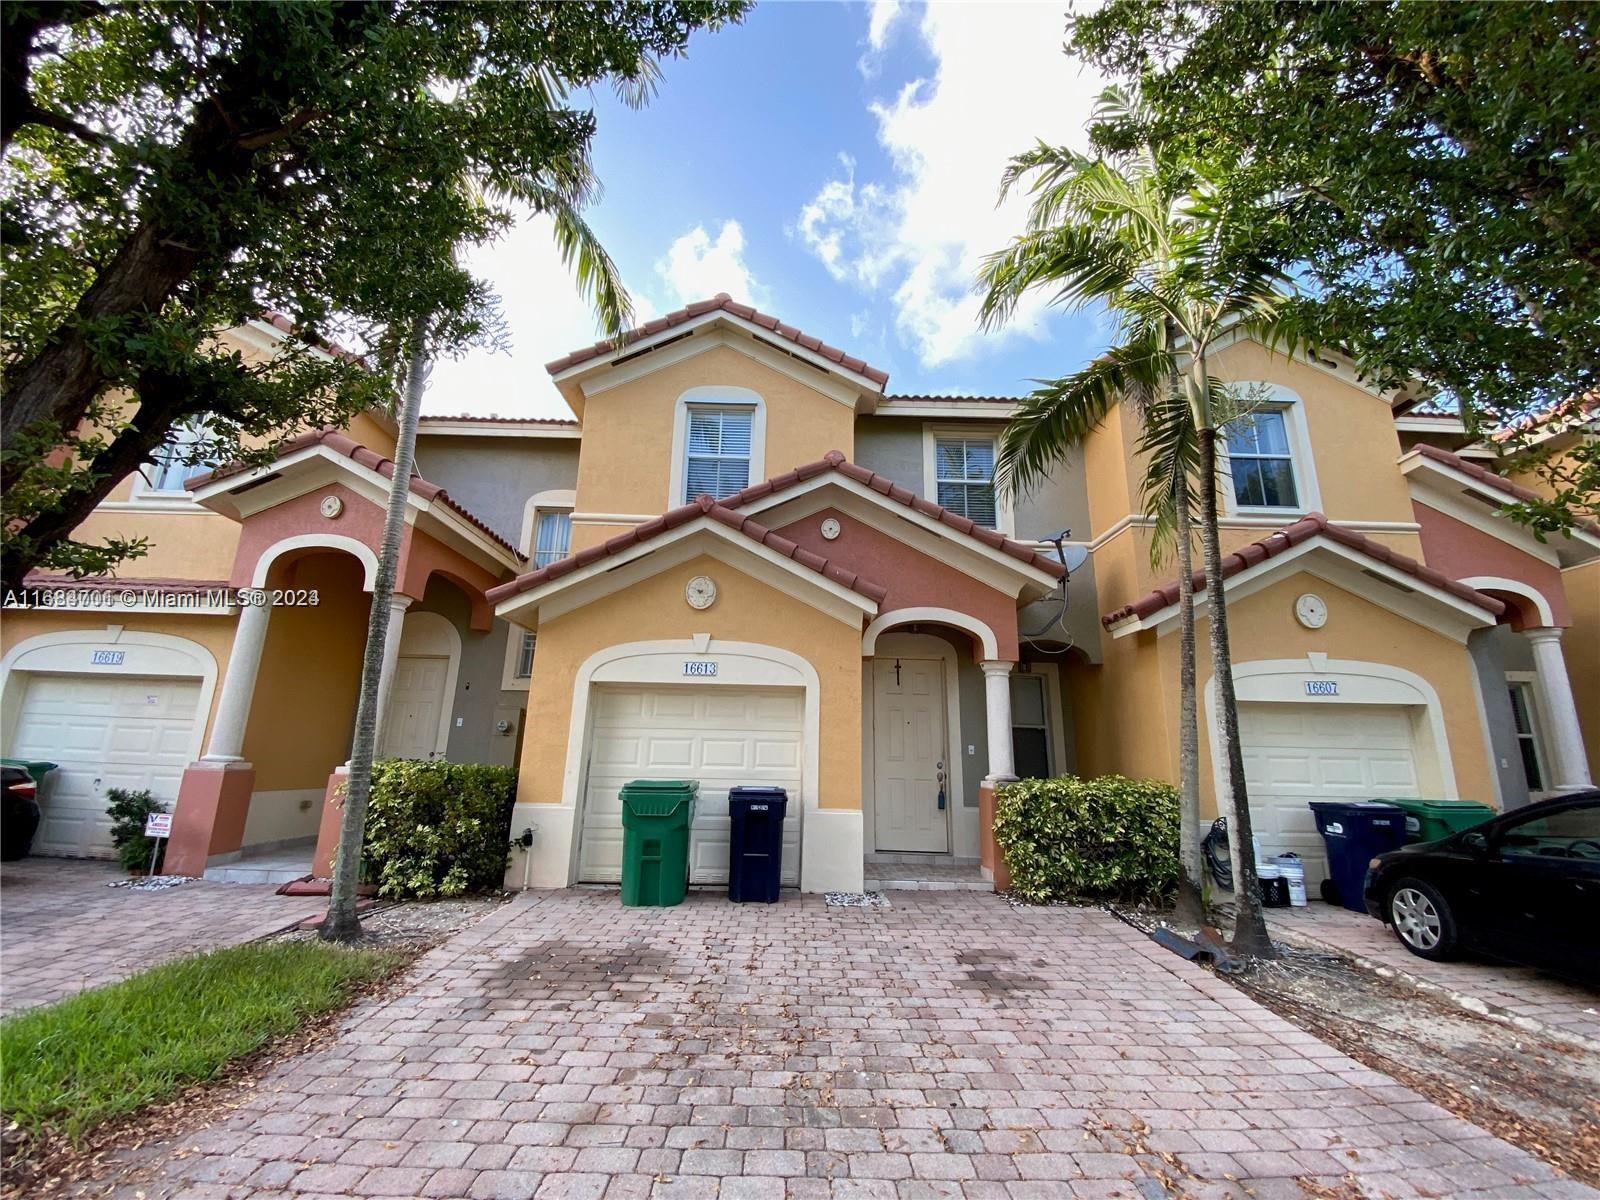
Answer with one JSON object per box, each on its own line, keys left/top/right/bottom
{"left": 1363, "top": 790, "right": 1600, "bottom": 977}
{"left": 1, "top": 764, "right": 42, "bottom": 861}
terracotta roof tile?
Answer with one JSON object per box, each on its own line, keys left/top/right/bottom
{"left": 1414, "top": 444, "right": 1600, "bottom": 538}
{"left": 259, "top": 311, "right": 368, "bottom": 367}
{"left": 1100, "top": 513, "right": 1505, "bottom": 628}
{"left": 185, "top": 429, "right": 518, "bottom": 554}
{"left": 544, "top": 293, "right": 890, "bottom": 387}
{"left": 487, "top": 494, "right": 890, "bottom": 609}
{"left": 419, "top": 414, "right": 579, "bottom": 427}
{"left": 711, "top": 451, "right": 1066, "bottom": 579}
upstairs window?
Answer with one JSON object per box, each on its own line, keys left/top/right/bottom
{"left": 683, "top": 406, "right": 753, "bottom": 501}
{"left": 145, "top": 421, "right": 214, "bottom": 494}
{"left": 532, "top": 509, "right": 572, "bottom": 569}
{"left": 514, "top": 631, "right": 536, "bottom": 679}
{"left": 935, "top": 436, "right": 999, "bottom": 528}
{"left": 1223, "top": 410, "right": 1299, "bottom": 509}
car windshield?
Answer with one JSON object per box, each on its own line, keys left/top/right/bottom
{"left": 1497, "top": 803, "right": 1600, "bottom": 860}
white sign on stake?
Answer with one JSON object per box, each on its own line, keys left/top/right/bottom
{"left": 144, "top": 812, "right": 173, "bottom": 838}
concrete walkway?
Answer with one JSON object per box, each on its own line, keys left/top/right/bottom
{"left": 0, "top": 856, "right": 318, "bottom": 1014}
{"left": 96, "top": 889, "right": 1593, "bottom": 1199}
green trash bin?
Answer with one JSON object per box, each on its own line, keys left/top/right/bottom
{"left": 1382, "top": 797, "right": 1495, "bottom": 843}
{"left": 619, "top": 780, "right": 698, "bottom": 907}
{"left": 1, "top": 759, "right": 58, "bottom": 787}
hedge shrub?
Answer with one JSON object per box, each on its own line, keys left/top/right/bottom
{"left": 993, "top": 774, "right": 1179, "bottom": 905}
{"left": 361, "top": 759, "right": 517, "bottom": 899}
{"left": 105, "top": 788, "right": 166, "bottom": 874}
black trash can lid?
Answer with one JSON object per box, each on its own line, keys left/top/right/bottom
{"left": 1308, "top": 800, "right": 1404, "bottom": 815}
{"left": 729, "top": 786, "right": 788, "bottom": 800}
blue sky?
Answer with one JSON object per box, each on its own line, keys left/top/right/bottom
{"left": 428, "top": 2, "right": 1110, "bottom": 418}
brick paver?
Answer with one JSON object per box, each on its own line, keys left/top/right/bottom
{"left": 1268, "top": 900, "right": 1600, "bottom": 1047}
{"left": 87, "top": 889, "right": 1594, "bottom": 1199}
{"left": 1, "top": 856, "right": 317, "bottom": 1013}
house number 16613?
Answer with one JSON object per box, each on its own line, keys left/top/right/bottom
{"left": 683, "top": 661, "right": 718, "bottom": 677}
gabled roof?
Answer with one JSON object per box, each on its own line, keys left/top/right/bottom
{"left": 721, "top": 451, "right": 1066, "bottom": 579}
{"left": 544, "top": 293, "right": 889, "bottom": 387}
{"left": 486, "top": 493, "right": 888, "bottom": 608}
{"left": 1102, "top": 512, "right": 1504, "bottom": 628}
{"left": 186, "top": 429, "right": 517, "bottom": 554}
{"left": 1411, "top": 444, "right": 1600, "bottom": 539}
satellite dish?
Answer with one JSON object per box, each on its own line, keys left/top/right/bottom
{"left": 1059, "top": 543, "right": 1090, "bottom": 573}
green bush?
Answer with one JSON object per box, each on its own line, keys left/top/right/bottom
{"left": 993, "top": 774, "right": 1179, "bottom": 905}
{"left": 105, "top": 788, "right": 166, "bottom": 874}
{"left": 361, "top": 759, "right": 517, "bottom": 898}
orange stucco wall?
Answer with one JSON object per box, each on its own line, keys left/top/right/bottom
{"left": 570, "top": 344, "right": 857, "bottom": 548}
{"left": 241, "top": 552, "right": 367, "bottom": 792}
{"left": 517, "top": 553, "right": 864, "bottom": 812}
{"left": 1566, "top": 561, "right": 1600, "bottom": 782}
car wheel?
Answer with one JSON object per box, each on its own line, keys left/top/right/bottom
{"left": 1387, "top": 877, "right": 1458, "bottom": 961}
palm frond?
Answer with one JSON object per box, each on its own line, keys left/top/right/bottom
{"left": 532, "top": 189, "right": 633, "bottom": 339}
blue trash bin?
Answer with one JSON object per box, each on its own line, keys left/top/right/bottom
{"left": 728, "top": 787, "right": 788, "bottom": 903}
{"left": 1309, "top": 801, "right": 1407, "bottom": 913}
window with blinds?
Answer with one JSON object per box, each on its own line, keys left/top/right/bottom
{"left": 532, "top": 510, "right": 572, "bottom": 568}
{"left": 934, "top": 436, "right": 998, "bottom": 527}
{"left": 684, "top": 406, "right": 753, "bottom": 501}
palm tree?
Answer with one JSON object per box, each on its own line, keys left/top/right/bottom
{"left": 978, "top": 86, "right": 1298, "bottom": 957}
{"left": 320, "top": 134, "right": 635, "bottom": 943}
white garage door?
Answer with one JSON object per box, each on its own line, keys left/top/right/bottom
{"left": 1239, "top": 702, "right": 1421, "bottom": 887}
{"left": 579, "top": 685, "right": 803, "bottom": 887}
{"left": 8, "top": 674, "right": 203, "bottom": 858}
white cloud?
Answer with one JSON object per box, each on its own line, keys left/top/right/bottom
{"left": 656, "top": 219, "right": 769, "bottom": 309}
{"left": 425, "top": 210, "right": 655, "bottom": 419}
{"left": 799, "top": 4, "right": 1107, "bottom": 368}
{"left": 867, "top": 0, "right": 904, "bottom": 51}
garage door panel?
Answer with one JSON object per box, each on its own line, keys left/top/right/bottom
{"left": 1240, "top": 702, "right": 1422, "bottom": 891}
{"left": 10, "top": 674, "right": 202, "bottom": 859}
{"left": 580, "top": 685, "right": 803, "bottom": 888}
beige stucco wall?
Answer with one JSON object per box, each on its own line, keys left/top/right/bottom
{"left": 1564, "top": 560, "right": 1600, "bottom": 782}
{"left": 569, "top": 345, "right": 857, "bottom": 548}
{"left": 516, "top": 553, "right": 864, "bottom": 813}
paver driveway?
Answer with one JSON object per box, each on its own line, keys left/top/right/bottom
{"left": 94, "top": 889, "right": 1593, "bottom": 1200}
{"left": 1267, "top": 901, "right": 1600, "bottom": 1047}
{"left": 0, "top": 857, "right": 315, "bottom": 1014}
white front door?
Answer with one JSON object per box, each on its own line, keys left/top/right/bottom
{"left": 579, "top": 685, "right": 804, "bottom": 885}
{"left": 380, "top": 656, "right": 449, "bottom": 759}
{"left": 1239, "top": 702, "right": 1423, "bottom": 888}
{"left": 872, "top": 658, "right": 949, "bottom": 853}
{"left": 8, "top": 673, "right": 203, "bottom": 858}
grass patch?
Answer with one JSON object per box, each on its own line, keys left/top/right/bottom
{"left": 1, "top": 939, "right": 405, "bottom": 1144}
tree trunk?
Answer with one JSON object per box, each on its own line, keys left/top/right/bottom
{"left": 1172, "top": 468, "right": 1205, "bottom": 925}
{"left": 1195, "top": 424, "right": 1276, "bottom": 958}
{"left": 320, "top": 316, "right": 429, "bottom": 942}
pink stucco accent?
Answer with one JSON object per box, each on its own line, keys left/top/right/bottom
{"left": 776, "top": 507, "right": 1021, "bottom": 659}
{"left": 978, "top": 781, "right": 1008, "bottom": 893}
{"left": 230, "top": 483, "right": 388, "bottom": 590}
{"left": 167, "top": 761, "right": 256, "bottom": 876}
{"left": 1413, "top": 501, "right": 1571, "bottom": 629}
{"left": 400, "top": 524, "right": 499, "bottom": 631}
{"left": 312, "top": 768, "right": 347, "bottom": 877}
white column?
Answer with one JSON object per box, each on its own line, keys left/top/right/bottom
{"left": 980, "top": 660, "right": 1017, "bottom": 783}
{"left": 202, "top": 598, "right": 272, "bottom": 761}
{"left": 1526, "top": 627, "right": 1593, "bottom": 790}
{"left": 371, "top": 595, "right": 413, "bottom": 748}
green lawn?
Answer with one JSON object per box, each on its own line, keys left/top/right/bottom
{"left": 1, "top": 940, "right": 406, "bottom": 1144}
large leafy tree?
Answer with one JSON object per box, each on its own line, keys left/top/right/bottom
{"left": 1069, "top": 0, "right": 1600, "bottom": 532}
{"left": 979, "top": 87, "right": 1298, "bottom": 957}
{"left": 1, "top": 0, "right": 746, "bottom": 586}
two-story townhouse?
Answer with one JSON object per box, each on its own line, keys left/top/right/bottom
{"left": 3, "top": 294, "right": 1593, "bottom": 895}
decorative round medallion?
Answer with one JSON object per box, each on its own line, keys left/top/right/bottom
{"left": 319, "top": 494, "right": 344, "bottom": 520}
{"left": 1294, "top": 592, "right": 1328, "bottom": 630}
{"left": 820, "top": 517, "right": 842, "bottom": 541}
{"left": 685, "top": 575, "right": 718, "bottom": 611}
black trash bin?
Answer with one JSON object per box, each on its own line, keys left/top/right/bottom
{"left": 728, "top": 787, "right": 788, "bottom": 903}
{"left": 1309, "top": 801, "right": 1407, "bottom": 913}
